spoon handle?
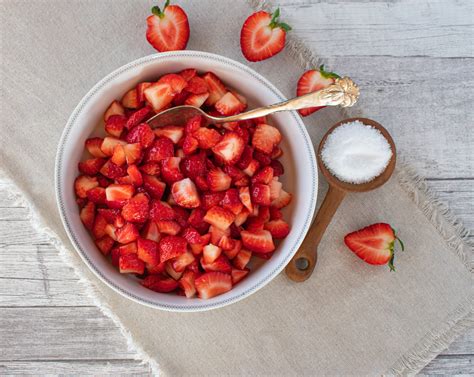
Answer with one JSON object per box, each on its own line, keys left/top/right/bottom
{"left": 285, "top": 185, "right": 346, "bottom": 282}
{"left": 218, "top": 77, "right": 359, "bottom": 123}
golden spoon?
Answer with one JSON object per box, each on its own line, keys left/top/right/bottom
{"left": 146, "top": 77, "right": 359, "bottom": 128}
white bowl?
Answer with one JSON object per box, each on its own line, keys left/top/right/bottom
{"left": 55, "top": 51, "right": 317, "bottom": 312}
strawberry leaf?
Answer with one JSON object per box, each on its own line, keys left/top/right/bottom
{"left": 269, "top": 8, "right": 292, "bottom": 32}
{"left": 319, "top": 65, "right": 341, "bottom": 79}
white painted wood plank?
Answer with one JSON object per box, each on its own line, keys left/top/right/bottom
{"left": 281, "top": 0, "right": 473, "bottom": 58}
{"left": 419, "top": 355, "right": 474, "bottom": 376}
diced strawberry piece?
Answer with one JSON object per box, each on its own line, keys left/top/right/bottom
{"left": 141, "top": 221, "right": 161, "bottom": 242}
{"left": 171, "top": 178, "right": 201, "bottom": 208}
{"left": 159, "top": 235, "right": 187, "bottom": 263}
{"left": 182, "top": 135, "right": 199, "bottom": 155}
{"left": 158, "top": 74, "right": 188, "bottom": 95}
{"left": 271, "top": 189, "right": 292, "bottom": 209}
{"left": 195, "top": 271, "right": 232, "bottom": 299}
{"left": 252, "top": 124, "right": 282, "bottom": 155}
{"left": 235, "top": 125, "right": 250, "bottom": 144}
{"left": 254, "top": 150, "right": 272, "bottom": 166}
{"left": 223, "top": 165, "right": 246, "bottom": 182}
{"left": 100, "top": 160, "right": 126, "bottom": 179}
{"left": 142, "top": 175, "right": 166, "bottom": 200}
{"left": 205, "top": 168, "right": 231, "bottom": 192}
{"left": 234, "top": 208, "right": 250, "bottom": 227}
{"left": 100, "top": 137, "right": 126, "bottom": 157}
{"left": 172, "top": 252, "right": 195, "bottom": 272}
{"left": 161, "top": 157, "right": 184, "bottom": 184}
{"left": 223, "top": 239, "right": 242, "bottom": 260}
{"left": 137, "top": 237, "right": 160, "bottom": 266}
{"left": 192, "top": 176, "right": 207, "bottom": 192}
{"left": 137, "top": 82, "right": 152, "bottom": 103}
{"left": 154, "top": 126, "right": 184, "bottom": 145}
{"left": 202, "top": 72, "right": 227, "bottom": 106}
{"left": 245, "top": 216, "right": 265, "bottom": 232}
{"left": 187, "top": 208, "right": 209, "bottom": 234}
{"left": 204, "top": 206, "right": 235, "bottom": 230}
{"left": 209, "top": 225, "right": 230, "bottom": 245}
{"left": 95, "top": 236, "right": 115, "bottom": 255}
{"left": 111, "top": 144, "right": 126, "bottom": 166}
{"left": 184, "top": 115, "right": 203, "bottom": 134}
{"left": 85, "top": 137, "right": 107, "bottom": 158}
{"left": 170, "top": 205, "right": 188, "bottom": 227}
{"left": 184, "top": 92, "right": 209, "bottom": 108}
{"left": 264, "top": 219, "right": 290, "bottom": 239}
{"left": 194, "top": 127, "right": 222, "bottom": 149}
{"left": 149, "top": 200, "right": 175, "bottom": 222}
{"left": 122, "top": 143, "right": 142, "bottom": 165}
{"left": 269, "top": 179, "right": 282, "bottom": 201}
{"left": 241, "top": 230, "right": 275, "bottom": 253}
{"left": 140, "top": 162, "right": 161, "bottom": 176}
{"left": 145, "top": 137, "right": 174, "bottom": 163}
{"left": 104, "top": 100, "right": 125, "bottom": 121}
{"left": 111, "top": 248, "right": 121, "bottom": 267}
{"left": 184, "top": 76, "right": 207, "bottom": 95}
{"left": 78, "top": 158, "right": 106, "bottom": 175}
{"left": 200, "top": 192, "right": 224, "bottom": 211}
{"left": 125, "top": 165, "right": 143, "bottom": 187}
{"left": 117, "top": 241, "right": 137, "bottom": 256}
{"left": 179, "top": 270, "right": 197, "bottom": 298}
{"left": 252, "top": 166, "right": 274, "bottom": 185}
{"left": 125, "top": 123, "right": 155, "bottom": 148}
{"left": 233, "top": 249, "right": 252, "bottom": 270}
{"left": 221, "top": 189, "right": 243, "bottom": 215}
{"left": 269, "top": 207, "right": 283, "bottom": 221}
{"left": 242, "top": 159, "right": 260, "bottom": 177}
{"left": 180, "top": 152, "right": 207, "bottom": 179}
{"left": 119, "top": 253, "right": 145, "bottom": 274}
{"left": 212, "top": 131, "right": 245, "bottom": 165}
{"left": 215, "top": 92, "right": 245, "bottom": 116}
{"left": 200, "top": 255, "right": 232, "bottom": 274}
{"left": 236, "top": 145, "right": 253, "bottom": 170}
{"left": 74, "top": 175, "right": 98, "bottom": 198}
{"left": 217, "top": 235, "right": 235, "bottom": 251}
{"left": 92, "top": 213, "right": 108, "bottom": 239}
{"left": 270, "top": 160, "right": 284, "bottom": 176}
{"left": 98, "top": 208, "right": 121, "bottom": 224}
{"left": 126, "top": 107, "right": 151, "bottom": 129}
{"left": 105, "top": 115, "right": 127, "bottom": 137}
{"left": 203, "top": 244, "right": 222, "bottom": 264}
{"left": 165, "top": 262, "right": 184, "bottom": 280}
{"left": 146, "top": 261, "right": 166, "bottom": 274}
{"left": 256, "top": 205, "right": 271, "bottom": 223}
{"left": 156, "top": 220, "right": 181, "bottom": 235}
{"left": 231, "top": 268, "right": 249, "bottom": 284}
{"left": 144, "top": 82, "right": 174, "bottom": 112}
{"left": 179, "top": 68, "right": 197, "bottom": 81}
{"left": 182, "top": 227, "right": 204, "bottom": 244}
{"left": 121, "top": 193, "right": 149, "bottom": 223}
{"left": 80, "top": 201, "right": 95, "bottom": 231}
{"left": 142, "top": 275, "right": 178, "bottom": 293}
{"left": 239, "top": 187, "right": 253, "bottom": 212}
{"left": 251, "top": 184, "right": 271, "bottom": 206}
{"left": 105, "top": 184, "right": 134, "bottom": 202}
{"left": 116, "top": 223, "right": 139, "bottom": 244}
{"left": 121, "top": 88, "right": 140, "bottom": 109}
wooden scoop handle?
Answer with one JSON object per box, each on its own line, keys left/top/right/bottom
{"left": 285, "top": 185, "right": 346, "bottom": 282}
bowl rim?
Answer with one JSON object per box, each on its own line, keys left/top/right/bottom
{"left": 55, "top": 51, "right": 317, "bottom": 312}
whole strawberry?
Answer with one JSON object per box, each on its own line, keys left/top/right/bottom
{"left": 240, "top": 8, "right": 291, "bottom": 62}
{"left": 146, "top": 0, "right": 190, "bottom": 52}
{"left": 344, "top": 223, "right": 405, "bottom": 271}
{"left": 296, "top": 65, "right": 340, "bottom": 117}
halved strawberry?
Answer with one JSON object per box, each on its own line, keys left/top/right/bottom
{"left": 179, "top": 270, "right": 196, "bottom": 298}
{"left": 142, "top": 275, "right": 178, "bottom": 293}
{"left": 156, "top": 220, "right": 181, "bottom": 235}
{"left": 241, "top": 230, "right": 275, "bottom": 253}
{"left": 172, "top": 251, "right": 195, "bottom": 272}
{"left": 149, "top": 200, "right": 175, "bottom": 221}
{"left": 138, "top": 173, "right": 161, "bottom": 195}
{"left": 80, "top": 201, "right": 95, "bottom": 231}
{"left": 154, "top": 126, "right": 184, "bottom": 144}
{"left": 85, "top": 137, "right": 107, "bottom": 158}
{"left": 200, "top": 255, "right": 232, "bottom": 274}
{"left": 344, "top": 223, "right": 404, "bottom": 271}
{"left": 212, "top": 131, "right": 245, "bottom": 165}
{"left": 145, "top": 137, "right": 174, "bottom": 162}
{"left": 101, "top": 137, "right": 127, "bottom": 157}
{"left": 184, "top": 92, "right": 209, "bottom": 108}
{"left": 231, "top": 268, "right": 249, "bottom": 284}
{"left": 240, "top": 8, "right": 291, "bottom": 62}
{"left": 74, "top": 175, "right": 98, "bottom": 198}
{"left": 119, "top": 253, "right": 145, "bottom": 274}
{"left": 116, "top": 223, "right": 139, "bottom": 244}
{"left": 215, "top": 92, "right": 245, "bottom": 116}
{"left": 95, "top": 236, "right": 115, "bottom": 255}
{"left": 193, "top": 127, "right": 222, "bottom": 149}
{"left": 233, "top": 249, "right": 252, "bottom": 270}
{"left": 250, "top": 183, "right": 271, "bottom": 206}
{"left": 126, "top": 107, "right": 151, "bottom": 129}
{"left": 125, "top": 123, "right": 155, "bottom": 149}
{"left": 105, "top": 115, "right": 127, "bottom": 137}
{"left": 203, "top": 244, "right": 222, "bottom": 264}
{"left": 161, "top": 157, "right": 184, "bottom": 184}
{"left": 159, "top": 235, "right": 187, "bottom": 263}
{"left": 146, "top": 1, "right": 190, "bottom": 52}
{"left": 207, "top": 168, "right": 231, "bottom": 192}
{"left": 104, "top": 100, "right": 125, "bottom": 121}
{"left": 202, "top": 72, "right": 227, "bottom": 106}
{"left": 122, "top": 193, "right": 149, "bottom": 223}
{"left": 144, "top": 82, "right": 174, "bottom": 112}
{"left": 239, "top": 186, "right": 253, "bottom": 212}
{"left": 78, "top": 158, "right": 106, "bottom": 176}
{"left": 271, "top": 189, "right": 292, "bottom": 209}
{"left": 195, "top": 272, "right": 232, "bottom": 299}
{"left": 204, "top": 206, "right": 235, "bottom": 231}
{"left": 297, "top": 65, "right": 339, "bottom": 116}
{"left": 171, "top": 178, "right": 201, "bottom": 208}
{"left": 105, "top": 184, "right": 134, "bottom": 202}
{"left": 264, "top": 219, "right": 290, "bottom": 239}
{"left": 252, "top": 123, "right": 281, "bottom": 154}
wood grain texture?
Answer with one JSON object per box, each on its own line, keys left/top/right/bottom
{"left": 1, "top": 0, "right": 473, "bottom": 375}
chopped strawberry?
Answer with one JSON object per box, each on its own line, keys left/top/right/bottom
{"left": 92, "top": 213, "right": 108, "bottom": 239}
{"left": 202, "top": 72, "right": 227, "bottom": 106}
{"left": 171, "top": 205, "right": 189, "bottom": 227}
{"left": 188, "top": 208, "right": 210, "bottom": 234}
{"left": 207, "top": 168, "right": 231, "bottom": 192}
{"left": 154, "top": 126, "right": 184, "bottom": 144}
{"left": 142, "top": 275, "right": 179, "bottom": 293}
{"left": 269, "top": 179, "right": 282, "bottom": 201}
{"left": 269, "top": 207, "right": 283, "bottom": 220}
{"left": 179, "top": 270, "right": 197, "bottom": 298}
{"left": 85, "top": 137, "right": 107, "bottom": 158}
{"left": 200, "top": 255, "right": 232, "bottom": 274}
{"left": 100, "top": 137, "right": 127, "bottom": 156}
{"left": 234, "top": 208, "right": 250, "bottom": 227}
{"left": 212, "top": 131, "right": 245, "bottom": 165}
{"left": 137, "top": 83, "right": 152, "bottom": 103}
{"left": 171, "top": 178, "right": 201, "bottom": 208}
{"left": 233, "top": 249, "right": 252, "bottom": 270}
{"left": 146, "top": 261, "right": 166, "bottom": 275}
{"left": 78, "top": 158, "right": 106, "bottom": 176}
{"left": 104, "top": 100, "right": 125, "bottom": 121}
{"left": 145, "top": 137, "right": 174, "bottom": 162}
{"left": 184, "top": 92, "right": 209, "bottom": 108}
{"left": 264, "top": 219, "right": 290, "bottom": 239}
{"left": 121, "top": 193, "right": 149, "bottom": 223}
{"left": 195, "top": 271, "right": 232, "bottom": 299}
{"left": 111, "top": 144, "right": 126, "bottom": 166}
{"left": 344, "top": 223, "right": 404, "bottom": 271}
{"left": 221, "top": 189, "right": 243, "bottom": 215}
{"left": 203, "top": 244, "right": 222, "bottom": 264}
{"left": 74, "top": 175, "right": 98, "bottom": 198}
{"left": 194, "top": 127, "right": 222, "bottom": 149}
{"left": 250, "top": 183, "right": 271, "bottom": 206}
{"left": 252, "top": 123, "right": 282, "bottom": 154}
{"left": 104, "top": 224, "right": 116, "bottom": 242}
{"left": 182, "top": 134, "right": 199, "bottom": 155}
{"left": 141, "top": 220, "right": 161, "bottom": 242}
{"left": 179, "top": 68, "right": 197, "bottom": 81}
{"left": 241, "top": 230, "right": 275, "bottom": 253}
{"left": 140, "top": 162, "right": 161, "bottom": 176}
{"left": 236, "top": 145, "right": 253, "bottom": 170}
{"left": 80, "top": 201, "right": 95, "bottom": 231}
{"left": 116, "top": 223, "right": 139, "bottom": 244}
{"left": 159, "top": 235, "right": 187, "bottom": 263}
{"left": 95, "top": 236, "right": 115, "bottom": 255}
{"left": 297, "top": 65, "right": 339, "bottom": 116}
{"left": 119, "top": 253, "right": 145, "bottom": 274}
{"left": 142, "top": 175, "right": 166, "bottom": 200}
{"left": 204, "top": 206, "right": 235, "bottom": 230}
{"left": 105, "top": 115, "right": 127, "bottom": 137}
{"left": 172, "top": 251, "right": 195, "bottom": 272}
{"left": 253, "top": 150, "right": 272, "bottom": 166}
{"left": 105, "top": 184, "right": 134, "bottom": 202}
{"left": 209, "top": 224, "right": 230, "bottom": 245}
{"left": 180, "top": 152, "right": 207, "bottom": 179}
{"left": 143, "top": 82, "right": 174, "bottom": 112}
{"left": 126, "top": 107, "right": 151, "bottom": 129}
{"left": 184, "top": 115, "right": 203, "bottom": 134}
{"left": 156, "top": 220, "right": 181, "bottom": 235}
{"left": 122, "top": 143, "right": 142, "bottom": 165}
{"left": 201, "top": 192, "right": 225, "bottom": 211}
{"left": 125, "top": 123, "right": 155, "bottom": 149}
{"left": 239, "top": 186, "right": 253, "bottom": 212}
{"left": 223, "top": 239, "right": 242, "bottom": 260}
{"left": 149, "top": 200, "right": 175, "bottom": 222}
{"left": 269, "top": 159, "right": 284, "bottom": 177}
{"left": 271, "top": 189, "right": 292, "bottom": 209}
{"left": 271, "top": 146, "right": 283, "bottom": 159}
{"left": 245, "top": 216, "right": 265, "bottom": 232}
{"left": 161, "top": 157, "right": 184, "bottom": 184}
{"left": 240, "top": 8, "right": 291, "bottom": 62}
{"left": 146, "top": 2, "right": 190, "bottom": 52}
{"left": 121, "top": 88, "right": 140, "bottom": 109}
{"left": 215, "top": 92, "right": 245, "bottom": 116}
{"left": 186, "top": 76, "right": 208, "bottom": 94}
{"left": 252, "top": 166, "right": 274, "bottom": 185}
{"left": 158, "top": 73, "right": 188, "bottom": 95}
{"left": 242, "top": 159, "right": 260, "bottom": 177}
{"left": 217, "top": 235, "right": 235, "bottom": 251}
{"left": 231, "top": 268, "right": 249, "bottom": 284}
{"left": 136, "top": 237, "right": 160, "bottom": 266}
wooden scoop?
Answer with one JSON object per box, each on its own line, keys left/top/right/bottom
{"left": 285, "top": 118, "right": 396, "bottom": 282}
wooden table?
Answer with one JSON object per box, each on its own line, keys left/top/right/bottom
{"left": 1, "top": 1, "right": 472, "bottom": 375}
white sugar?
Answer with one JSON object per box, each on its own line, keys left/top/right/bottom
{"left": 320, "top": 120, "right": 392, "bottom": 184}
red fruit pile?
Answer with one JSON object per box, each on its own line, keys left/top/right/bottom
{"left": 75, "top": 69, "right": 292, "bottom": 299}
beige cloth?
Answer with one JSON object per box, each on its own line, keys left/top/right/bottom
{"left": 1, "top": 0, "right": 472, "bottom": 375}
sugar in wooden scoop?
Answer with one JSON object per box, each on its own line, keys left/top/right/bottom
{"left": 320, "top": 120, "right": 392, "bottom": 184}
